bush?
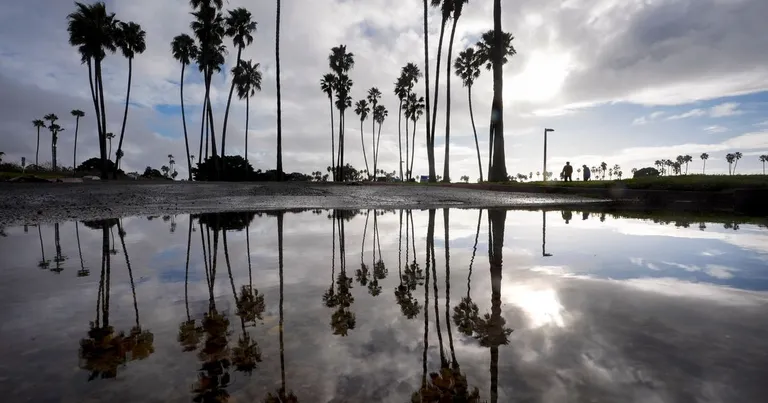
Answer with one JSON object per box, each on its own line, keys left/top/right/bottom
{"left": 193, "top": 155, "right": 254, "bottom": 181}
{"left": 77, "top": 157, "right": 116, "bottom": 172}
{"left": 633, "top": 167, "right": 660, "bottom": 178}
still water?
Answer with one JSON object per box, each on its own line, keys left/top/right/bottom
{"left": 1, "top": 209, "right": 767, "bottom": 402}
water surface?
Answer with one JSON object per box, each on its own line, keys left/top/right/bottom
{"left": 1, "top": 209, "right": 767, "bottom": 402}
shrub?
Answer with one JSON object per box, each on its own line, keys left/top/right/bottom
{"left": 633, "top": 167, "right": 660, "bottom": 178}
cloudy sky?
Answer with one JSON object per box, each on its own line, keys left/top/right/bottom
{"left": 1, "top": 0, "right": 767, "bottom": 179}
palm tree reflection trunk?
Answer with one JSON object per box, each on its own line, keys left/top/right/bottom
{"left": 488, "top": 209, "right": 507, "bottom": 403}
{"left": 76, "top": 222, "right": 87, "bottom": 276}
{"left": 443, "top": 209, "right": 458, "bottom": 368}
{"left": 427, "top": 209, "right": 447, "bottom": 368}
{"left": 117, "top": 219, "right": 139, "bottom": 328}
{"left": 185, "top": 218, "right": 193, "bottom": 321}
{"left": 277, "top": 212, "right": 286, "bottom": 393}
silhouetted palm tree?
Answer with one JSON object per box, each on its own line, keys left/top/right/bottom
{"left": 171, "top": 34, "right": 198, "bottom": 180}
{"left": 37, "top": 225, "right": 50, "bottom": 270}
{"left": 429, "top": 0, "right": 453, "bottom": 181}
{"left": 373, "top": 104, "right": 388, "bottom": 180}
{"left": 760, "top": 155, "right": 768, "bottom": 175}
{"left": 275, "top": 0, "right": 284, "bottom": 180}
{"left": 52, "top": 223, "right": 67, "bottom": 273}
{"left": 733, "top": 151, "right": 743, "bottom": 174}
{"left": 117, "top": 219, "right": 155, "bottom": 362}
{"left": 32, "top": 119, "right": 46, "bottom": 168}
{"left": 453, "top": 210, "right": 481, "bottom": 336}
{"left": 221, "top": 7, "right": 257, "bottom": 160}
{"left": 321, "top": 73, "right": 337, "bottom": 180}
{"left": 367, "top": 87, "right": 382, "bottom": 179}
{"left": 394, "top": 76, "right": 408, "bottom": 180}
{"left": 427, "top": 209, "right": 448, "bottom": 368}
{"left": 75, "top": 222, "right": 89, "bottom": 277}
{"left": 454, "top": 47, "right": 483, "bottom": 181}
{"left": 47, "top": 121, "right": 64, "bottom": 172}
{"left": 700, "top": 153, "right": 709, "bottom": 174}
{"left": 113, "top": 21, "right": 146, "bottom": 178}
{"left": 233, "top": 59, "right": 262, "bottom": 165}
{"left": 329, "top": 45, "right": 354, "bottom": 181}
{"left": 404, "top": 92, "right": 426, "bottom": 179}
{"left": 422, "top": 0, "right": 435, "bottom": 181}
{"left": 106, "top": 132, "right": 115, "bottom": 161}
{"left": 443, "top": 0, "right": 469, "bottom": 182}
{"left": 67, "top": 1, "right": 119, "bottom": 179}
{"left": 71, "top": 110, "right": 85, "bottom": 174}
{"left": 354, "top": 99, "right": 371, "bottom": 177}
{"left": 443, "top": 209, "right": 458, "bottom": 368}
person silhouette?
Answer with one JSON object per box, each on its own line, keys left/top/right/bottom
{"left": 582, "top": 165, "right": 591, "bottom": 181}
{"left": 561, "top": 162, "right": 573, "bottom": 182}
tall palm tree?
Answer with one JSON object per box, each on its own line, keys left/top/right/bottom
{"left": 700, "top": 153, "right": 709, "bottom": 174}
{"left": 429, "top": 0, "right": 454, "bottom": 182}
{"left": 275, "top": 0, "right": 284, "bottom": 180}
{"left": 405, "top": 93, "right": 426, "bottom": 179}
{"left": 373, "top": 104, "right": 388, "bottom": 180}
{"left": 475, "top": 29, "right": 515, "bottom": 181}
{"left": 114, "top": 21, "right": 146, "bottom": 178}
{"left": 320, "top": 74, "right": 337, "bottom": 181}
{"left": 171, "top": 34, "right": 199, "bottom": 180}
{"left": 726, "top": 153, "right": 735, "bottom": 175}
{"left": 45, "top": 114, "right": 63, "bottom": 171}
{"left": 329, "top": 45, "right": 355, "bottom": 181}
{"left": 354, "top": 99, "right": 371, "bottom": 177}
{"left": 32, "top": 119, "right": 46, "bottom": 168}
{"left": 443, "top": 0, "right": 469, "bottom": 183}
{"left": 67, "top": 1, "right": 119, "bottom": 179}
{"left": 233, "top": 59, "right": 262, "bottom": 166}
{"left": 106, "top": 132, "right": 115, "bottom": 160}
{"left": 367, "top": 88, "right": 382, "bottom": 179}
{"left": 454, "top": 47, "right": 483, "bottom": 181}
{"left": 683, "top": 155, "right": 692, "bottom": 175}
{"left": 221, "top": 8, "right": 257, "bottom": 160}
{"left": 394, "top": 76, "right": 408, "bottom": 180}
{"left": 71, "top": 110, "right": 85, "bottom": 174}
{"left": 760, "top": 155, "right": 767, "bottom": 175}
{"left": 733, "top": 151, "right": 743, "bottom": 174}
{"left": 422, "top": 0, "right": 435, "bottom": 182}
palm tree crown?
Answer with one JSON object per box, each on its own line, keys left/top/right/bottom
{"left": 171, "top": 34, "right": 198, "bottom": 65}
{"left": 329, "top": 45, "right": 354, "bottom": 75}
{"left": 354, "top": 99, "right": 370, "bottom": 121}
{"left": 233, "top": 60, "right": 262, "bottom": 100}
{"left": 455, "top": 46, "right": 481, "bottom": 87}
{"left": 225, "top": 8, "right": 257, "bottom": 49}
{"left": 374, "top": 104, "right": 388, "bottom": 124}
{"left": 116, "top": 21, "right": 146, "bottom": 59}
{"left": 67, "top": 2, "right": 119, "bottom": 62}
{"left": 475, "top": 30, "right": 517, "bottom": 70}
{"left": 33, "top": 119, "right": 46, "bottom": 129}
{"left": 320, "top": 73, "right": 337, "bottom": 99}
{"left": 71, "top": 110, "right": 85, "bottom": 118}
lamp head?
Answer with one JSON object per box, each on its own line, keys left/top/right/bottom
{"left": 544, "top": 128, "right": 555, "bottom": 133}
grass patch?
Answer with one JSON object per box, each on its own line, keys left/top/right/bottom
{"left": 0, "top": 171, "right": 71, "bottom": 180}
{"left": 483, "top": 174, "right": 768, "bottom": 192}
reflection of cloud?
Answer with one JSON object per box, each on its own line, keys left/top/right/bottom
{"left": 504, "top": 284, "right": 566, "bottom": 328}
{"left": 701, "top": 249, "right": 726, "bottom": 257}
{"left": 617, "top": 277, "right": 768, "bottom": 306}
{"left": 662, "top": 261, "right": 701, "bottom": 272}
{"left": 705, "top": 264, "right": 737, "bottom": 279}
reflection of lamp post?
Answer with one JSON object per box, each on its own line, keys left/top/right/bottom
{"left": 542, "top": 211, "right": 552, "bottom": 257}
{"left": 543, "top": 128, "right": 554, "bottom": 182}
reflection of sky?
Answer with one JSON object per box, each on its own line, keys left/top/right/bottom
{"left": 0, "top": 210, "right": 767, "bottom": 402}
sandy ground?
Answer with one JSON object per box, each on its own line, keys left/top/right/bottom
{"left": 0, "top": 181, "right": 603, "bottom": 226}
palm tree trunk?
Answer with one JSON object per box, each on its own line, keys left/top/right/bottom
{"left": 467, "top": 86, "right": 483, "bottom": 182}
{"left": 398, "top": 210, "right": 403, "bottom": 282}
{"left": 375, "top": 120, "right": 383, "bottom": 180}
{"left": 86, "top": 58, "right": 103, "bottom": 170}
{"left": 443, "top": 17, "right": 460, "bottom": 182}
{"left": 220, "top": 47, "right": 243, "bottom": 160}
{"left": 206, "top": 85, "right": 218, "bottom": 158}
{"left": 372, "top": 103, "right": 377, "bottom": 180}
{"left": 244, "top": 95, "right": 250, "bottom": 165}
{"left": 329, "top": 96, "right": 336, "bottom": 181}
{"left": 198, "top": 95, "right": 208, "bottom": 166}
{"left": 35, "top": 127, "right": 40, "bottom": 168}
{"left": 397, "top": 99, "right": 404, "bottom": 180}
{"left": 114, "top": 57, "right": 133, "bottom": 179}
{"left": 76, "top": 222, "right": 85, "bottom": 275}
{"left": 422, "top": 0, "right": 435, "bottom": 182}
{"left": 361, "top": 210, "right": 370, "bottom": 268}
{"left": 410, "top": 118, "right": 417, "bottom": 178}
{"left": 405, "top": 114, "right": 410, "bottom": 180}
{"left": 422, "top": 225, "right": 430, "bottom": 389}
{"left": 703, "top": 160, "right": 706, "bottom": 174}
{"left": 277, "top": 212, "right": 286, "bottom": 392}
{"left": 38, "top": 225, "right": 46, "bottom": 266}
{"left": 429, "top": 17, "right": 449, "bottom": 183}
{"left": 103, "top": 223, "right": 111, "bottom": 327}
{"left": 443, "top": 209, "right": 458, "bottom": 368}
{"left": 51, "top": 136, "right": 57, "bottom": 171}
{"left": 73, "top": 117, "right": 80, "bottom": 176}
{"left": 95, "top": 59, "right": 109, "bottom": 180}
{"left": 360, "top": 119, "right": 369, "bottom": 176}
{"left": 223, "top": 230, "right": 238, "bottom": 304}
{"left": 108, "top": 139, "right": 112, "bottom": 162}
{"left": 117, "top": 220, "right": 139, "bottom": 327}
{"left": 180, "top": 63, "right": 193, "bottom": 180}
{"left": 489, "top": 0, "right": 507, "bottom": 182}
{"left": 185, "top": 218, "right": 192, "bottom": 320}
{"left": 427, "top": 209, "right": 446, "bottom": 367}
{"left": 246, "top": 223, "right": 252, "bottom": 288}
{"left": 276, "top": 0, "right": 284, "bottom": 181}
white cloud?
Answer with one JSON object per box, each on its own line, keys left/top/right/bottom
{"left": 667, "top": 102, "right": 744, "bottom": 121}
{"left": 703, "top": 125, "right": 728, "bottom": 133}
{"left": 705, "top": 264, "right": 737, "bottom": 280}
{"left": 632, "top": 111, "right": 665, "bottom": 125}
{"left": 667, "top": 108, "right": 707, "bottom": 120}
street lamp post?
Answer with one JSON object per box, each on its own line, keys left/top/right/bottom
{"left": 543, "top": 128, "right": 554, "bottom": 182}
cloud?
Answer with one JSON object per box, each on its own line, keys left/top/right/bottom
{"left": 632, "top": 111, "right": 665, "bottom": 125}
{"left": 703, "top": 125, "right": 728, "bottom": 133}
{"left": 667, "top": 102, "right": 744, "bottom": 120}
{"left": 667, "top": 108, "right": 707, "bottom": 120}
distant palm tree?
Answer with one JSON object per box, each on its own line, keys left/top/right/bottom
{"left": 700, "top": 153, "right": 709, "bottom": 174}
{"left": 275, "top": 0, "right": 283, "bottom": 180}
{"left": 221, "top": 8, "right": 257, "bottom": 160}
{"left": 114, "top": 21, "right": 146, "bottom": 178}
{"left": 329, "top": 45, "right": 355, "bottom": 181}
{"left": 37, "top": 225, "right": 50, "bottom": 270}
{"left": 171, "top": 34, "right": 199, "bottom": 180}
{"left": 67, "top": 1, "right": 119, "bottom": 179}
{"left": 320, "top": 74, "right": 337, "bottom": 180}
{"left": 682, "top": 155, "right": 692, "bottom": 174}
{"left": 443, "top": 0, "right": 469, "bottom": 183}
{"left": 600, "top": 162, "right": 607, "bottom": 179}
{"left": 725, "top": 153, "right": 734, "bottom": 175}
{"left": 233, "top": 59, "right": 262, "bottom": 165}
{"left": 106, "top": 132, "right": 115, "bottom": 160}
{"left": 373, "top": 104, "right": 388, "bottom": 180}
{"left": 760, "top": 155, "right": 768, "bottom": 175}
{"left": 454, "top": 47, "right": 483, "bottom": 182}
{"left": 48, "top": 123, "right": 65, "bottom": 171}
{"left": 367, "top": 88, "right": 382, "bottom": 179}
{"left": 33, "top": 119, "right": 46, "bottom": 168}
{"left": 71, "top": 110, "right": 85, "bottom": 174}
{"left": 404, "top": 93, "right": 426, "bottom": 179}
{"left": 354, "top": 99, "right": 371, "bottom": 177}
{"left": 394, "top": 76, "right": 408, "bottom": 180}
{"left": 733, "top": 152, "right": 743, "bottom": 174}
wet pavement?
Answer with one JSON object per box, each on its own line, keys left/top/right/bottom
{"left": 1, "top": 208, "right": 767, "bottom": 402}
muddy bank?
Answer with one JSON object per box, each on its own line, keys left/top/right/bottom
{"left": 0, "top": 181, "right": 603, "bottom": 226}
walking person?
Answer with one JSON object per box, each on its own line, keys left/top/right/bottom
{"left": 583, "top": 165, "right": 591, "bottom": 181}
{"left": 561, "top": 162, "right": 573, "bottom": 182}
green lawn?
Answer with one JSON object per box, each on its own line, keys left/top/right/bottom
{"left": 493, "top": 174, "right": 768, "bottom": 192}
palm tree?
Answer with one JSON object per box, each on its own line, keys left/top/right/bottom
{"left": 600, "top": 162, "right": 608, "bottom": 179}
{"left": 367, "top": 88, "right": 382, "bottom": 179}
{"left": 443, "top": 0, "right": 469, "bottom": 183}
{"left": 760, "top": 155, "right": 768, "bottom": 175}
{"left": 475, "top": 29, "right": 516, "bottom": 181}
{"left": 275, "top": 0, "right": 283, "bottom": 180}
{"left": 700, "top": 153, "right": 709, "bottom": 174}
{"left": 354, "top": 99, "right": 371, "bottom": 177}
{"left": 404, "top": 93, "right": 426, "bottom": 179}
{"left": 220, "top": 8, "right": 257, "bottom": 160}
{"left": 725, "top": 153, "right": 734, "bottom": 175}
{"left": 454, "top": 47, "right": 483, "bottom": 182}
{"left": 106, "top": 132, "right": 115, "bottom": 160}
{"left": 32, "top": 119, "right": 46, "bottom": 168}
{"left": 233, "top": 59, "right": 262, "bottom": 166}
{"left": 394, "top": 76, "right": 408, "bottom": 180}
{"left": 683, "top": 155, "right": 692, "bottom": 175}
{"left": 429, "top": 0, "right": 454, "bottom": 182}
{"left": 48, "top": 124, "right": 64, "bottom": 172}
{"left": 67, "top": 1, "right": 119, "bottom": 179}
{"left": 114, "top": 21, "right": 146, "bottom": 178}
{"left": 733, "top": 151, "right": 743, "bottom": 174}
{"left": 71, "top": 110, "right": 85, "bottom": 174}
{"left": 329, "top": 45, "right": 355, "bottom": 181}
{"left": 171, "top": 34, "right": 199, "bottom": 180}
{"left": 373, "top": 104, "right": 388, "bottom": 180}
{"left": 320, "top": 74, "right": 337, "bottom": 180}
{"left": 422, "top": 0, "right": 435, "bottom": 182}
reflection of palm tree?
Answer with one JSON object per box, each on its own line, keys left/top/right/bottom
{"left": 443, "top": 209, "right": 458, "bottom": 368}
{"left": 327, "top": 210, "right": 356, "bottom": 336}
{"left": 453, "top": 210, "right": 481, "bottom": 336}
{"left": 75, "top": 222, "right": 89, "bottom": 277}
{"left": 51, "top": 223, "right": 67, "bottom": 273}
{"left": 117, "top": 219, "right": 155, "bottom": 361}
{"left": 369, "top": 210, "right": 388, "bottom": 296}
{"left": 395, "top": 210, "right": 424, "bottom": 318}
{"left": 427, "top": 209, "right": 448, "bottom": 368}
{"left": 37, "top": 225, "right": 50, "bottom": 270}
{"left": 484, "top": 210, "right": 512, "bottom": 403}
{"left": 178, "top": 218, "right": 202, "bottom": 352}
{"left": 264, "top": 212, "right": 299, "bottom": 402}
{"left": 356, "top": 210, "right": 371, "bottom": 286}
